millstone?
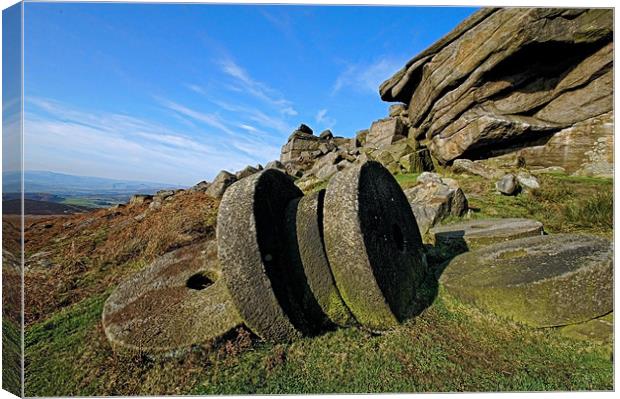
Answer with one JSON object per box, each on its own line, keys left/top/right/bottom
{"left": 287, "top": 190, "right": 356, "bottom": 327}
{"left": 440, "top": 234, "right": 613, "bottom": 328}
{"left": 217, "top": 169, "right": 309, "bottom": 342}
{"left": 102, "top": 241, "right": 242, "bottom": 357}
{"left": 323, "top": 161, "right": 429, "bottom": 331}
{"left": 429, "top": 218, "right": 544, "bottom": 249}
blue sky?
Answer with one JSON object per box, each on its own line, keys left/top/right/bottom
{"left": 23, "top": 2, "right": 476, "bottom": 186}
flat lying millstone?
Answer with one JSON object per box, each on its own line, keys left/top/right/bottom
{"left": 287, "top": 190, "right": 356, "bottom": 327}
{"left": 323, "top": 161, "right": 429, "bottom": 331}
{"left": 440, "top": 234, "right": 613, "bottom": 328}
{"left": 430, "top": 218, "right": 544, "bottom": 250}
{"left": 102, "top": 241, "right": 242, "bottom": 357}
{"left": 217, "top": 169, "right": 308, "bottom": 342}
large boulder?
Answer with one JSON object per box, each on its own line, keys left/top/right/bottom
{"left": 440, "top": 234, "right": 613, "bottom": 328}
{"left": 380, "top": 8, "right": 612, "bottom": 176}
{"left": 205, "top": 170, "right": 237, "bottom": 199}
{"left": 495, "top": 174, "right": 519, "bottom": 195}
{"left": 399, "top": 149, "right": 434, "bottom": 173}
{"left": 280, "top": 131, "right": 321, "bottom": 162}
{"left": 404, "top": 173, "right": 468, "bottom": 238}
{"left": 236, "top": 165, "right": 260, "bottom": 180}
{"left": 365, "top": 117, "right": 407, "bottom": 149}
{"left": 452, "top": 159, "right": 503, "bottom": 180}
{"left": 129, "top": 194, "right": 153, "bottom": 205}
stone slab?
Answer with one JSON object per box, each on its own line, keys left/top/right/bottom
{"left": 440, "top": 234, "right": 613, "bottom": 327}
{"left": 323, "top": 161, "right": 429, "bottom": 331}
{"left": 102, "top": 241, "right": 242, "bottom": 357}
{"left": 429, "top": 218, "right": 543, "bottom": 250}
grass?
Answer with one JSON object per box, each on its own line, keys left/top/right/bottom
{"left": 441, "top": 171, "right": 613, "bottom": 238}
{"left": 24, "top": 191, "right": 219, "bottom": 325}
{"left": 21, "top": 169, "right": 613, "bottom": 395}
{"left": 23, "top": 287, "right": 612, "bottom": 396}
{"left": 61, "top": 197, "right": 107, "bottom": 208}
{"left": 394, "top": 172, "right": 421, "bottom": 189}
{"left": 2, "top": 319, "right": 22, "bottom": 396}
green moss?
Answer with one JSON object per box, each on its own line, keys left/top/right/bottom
{"left": 324, "top": 291, "right": 356, "bottom": 326}
{"left": 498, "top": 249, "right": 528, "bottom": 260}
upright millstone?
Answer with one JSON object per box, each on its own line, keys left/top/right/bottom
{"left": 286, "top": 190, "right": 356, "bottom": 327}
{"left": 217, "top": 169, "right": 309, "bottom": 342}
{"left": 323, "top": 161, "right": 430, "bottom": 331}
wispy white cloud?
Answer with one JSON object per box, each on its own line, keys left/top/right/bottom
{"left": 218, "top": 58, "right": 298, "bottom": 116}
{"left": 156, "top": 97, "right": 237, "bottom": 136}
{"left": 315, "top": 108, "right": 336, "bottom": 129}
{"left": 332, "top": 58, "right": 404, "bottom": 95}
{"left": 24, "top": 97, "right": 280, "bottom": 184}
{"left": 192, "top": 95, "right": 294, "bottom": 136}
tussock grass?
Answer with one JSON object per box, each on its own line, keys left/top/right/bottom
{"left": 564, "top": 191, "right": 613, "bottom": 230}
{"left": 24, "top": 191, "right": 219, "bottom": 325}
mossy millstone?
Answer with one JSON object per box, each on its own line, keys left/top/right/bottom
{"left": 217, "top": 169, "right": 308, "bottom": 342}
{"left": 288, "top": 190, "right": 356, "bottom": 327}
{"left": 440, "top": 234, "right": 613, "bottom": 328}
{"left": 323, "top": 161, "right": 429, "bottom": 331}
{"left": 102, "top": 241, "right": 242, "bottom": 357}
{"left": 430, "top": 218, "right": 544, "bottom": 250}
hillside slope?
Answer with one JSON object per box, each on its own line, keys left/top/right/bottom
{"left": 22, "top": 172, "right": 612, "bottom": 395}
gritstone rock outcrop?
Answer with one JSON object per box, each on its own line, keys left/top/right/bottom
{"left": 379, "top": 8, "right": 612, "bottom": 177}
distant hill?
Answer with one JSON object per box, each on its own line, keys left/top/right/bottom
{"left": 3, "top": 199, "right": 93, "bottom": 215}
{"left": 2, "top": 171, "right": 181, "bottom": 195}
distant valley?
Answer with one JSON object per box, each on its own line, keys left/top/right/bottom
{"left": 3, "top": 171, "right": 182, "bottom": 214}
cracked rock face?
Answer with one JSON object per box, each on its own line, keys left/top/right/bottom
{"left": 380, "top": 8, "right": 612, "bottom": 176}
{"left": 439, "top": 234, "right": 613, "bottom": 328}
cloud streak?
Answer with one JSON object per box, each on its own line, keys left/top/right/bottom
{"left": 315, "top": 108, "right": 336, "bottom": 129}
{"left": 332, "top": 57, "right": 405, "bottom": 95}
{"left": 24, "top": 97, "right": 281, "bottom": 185}
{"left": 218, "top": 58, "right": 298, "bottom": 116}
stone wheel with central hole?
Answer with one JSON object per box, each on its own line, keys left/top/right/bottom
{"left": 323, "top": 161, "right": 430, "bottom": 331}
{"left": 286, "top": 189, "right": 356, "bottom": 327}
{"left": 102, "top": 241, "right": 242, "bottom": 357}
{"left": 217, "top": 169, "right": 309, "bottom": 342}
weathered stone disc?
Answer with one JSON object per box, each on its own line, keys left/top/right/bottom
{"left": 217, "top": 169, "right": 308, "bottom": 342}
{"left": 440, "top": 234, "right": 613, "bottom": 327}
{"left": 102, "top": 241, "right": 242, "bottom": 357}
{"left": 286, "top": 190, "right": 356, "bottom": 327}
{"left": 323, "top": 161, "right": 429, "bottom": 331}
{"left": 429, "top": 218, "right": 544, "bottom": 249}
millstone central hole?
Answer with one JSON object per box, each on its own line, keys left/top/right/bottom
{"left": 391, "top": 223, "right": 405, "bottom": 252}
{"left": 186, "top": 272, "right": 213, "bottom": 290}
